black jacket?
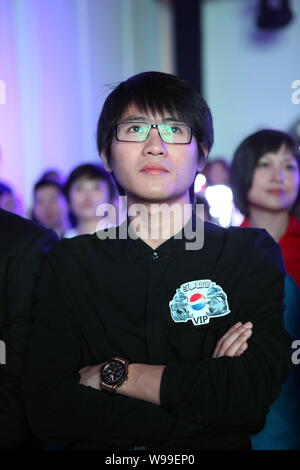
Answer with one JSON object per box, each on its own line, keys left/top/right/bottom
{"left": 25, "top": 220, "right": 291, "bottom": 449}
{"left": 0, "top": 209, "right": 57, "bottom": 449}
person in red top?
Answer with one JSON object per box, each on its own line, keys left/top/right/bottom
{"left": 231, "top": 129, "right": 300, "bottom": 287}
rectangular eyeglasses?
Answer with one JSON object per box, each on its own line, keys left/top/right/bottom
{"left": 116, "top": 122, "right": 193, "bottom": 144}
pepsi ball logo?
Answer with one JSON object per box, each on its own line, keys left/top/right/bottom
{"left": 189, "top": 293, "right": 206, "bottom": 310}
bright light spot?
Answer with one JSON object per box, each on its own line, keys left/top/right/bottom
{"left": 205, "top": 185, "right": 233, "bottom": 227}
{"left": 194, "top": 173, "right": 206, "bottom": 193}
{"left": 0, "top": 80, "right": 6, "bottom": 105}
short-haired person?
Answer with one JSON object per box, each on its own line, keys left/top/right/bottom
{"left": 203, "top": 158, "right": 230, "bottom": 186}
{"left": 32, "top": 179, "right": 70, "bottom": 238}
{"left": 25, "top": 72, "right": 291, "bottom": 450}
{"left": 39, "top": 169, "right": 63, "bottom": 184}
{"left": 0, "top": 209, "right": 57, "bottom": 449}
{"left": 230, "top": 129, "right": 300, "bottom": 287}
{"left": 0, "top": 181, "right": 21, "bottom": 215}
{"left": 63, "top": 163, "right": 117, "bottom": 237}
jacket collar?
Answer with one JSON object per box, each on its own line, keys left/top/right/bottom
{"left": 95, "top": 212, "right": 226, "bottom": 263}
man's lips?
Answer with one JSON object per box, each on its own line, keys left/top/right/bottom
{"left": 140, "top": 164, "right": 169, "bottom": 175}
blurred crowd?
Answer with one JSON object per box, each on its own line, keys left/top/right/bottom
{"left": 1, "top": 128, "right": 300, "bottom": 287}
{"left": 0, "top": 163, "right": 123, "bottom": 239}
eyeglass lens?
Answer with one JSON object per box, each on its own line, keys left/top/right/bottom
{"left": 117, "top": 122, "right": 191, "bottom": 143}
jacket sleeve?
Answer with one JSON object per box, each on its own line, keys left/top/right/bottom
{"left": 160, "top": 229, "right": 292, "bottom": 432}
{"left": 0, "top": 228, "right": 57, "bottom": 449}
{"left": 24, "top": 244, "right": 192, "bottom": 447}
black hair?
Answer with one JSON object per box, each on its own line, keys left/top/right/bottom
{"left": 96, "top": 71, "right": 214, "bottom": 202}
{"left": 0, "top": 181, "right": 13, "bottom": 197}
{"left": 230, "top": 129, "right": 300, "bottom": 217}
{"left": 31, "top": 179, "right": 68, "bottom": 225}
{"left": 34, "top": 179, "right": 65, "bottom": 197}
{"left": 195, "top": 192, "right": 212, "bottom": 222}
{"left": 39, "top": 169, "right": 62, "bottom": 184}
{"left": 64, "top": 163, "right": 116, "bottom": 203}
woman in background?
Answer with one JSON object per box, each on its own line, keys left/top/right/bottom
{"left": 231, "top": 129, "right": 300, "bottom": 287}
{"left": 63, "top": 163, "right": 118, "bottom": 238}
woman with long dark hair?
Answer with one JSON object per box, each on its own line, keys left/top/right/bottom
{"left": 231, "top": 129, "right": 300, "bottom": 287}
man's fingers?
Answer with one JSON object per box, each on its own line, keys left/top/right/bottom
{"left": 236, "top": 343, "right": 248, "bottom": 356}
{"left": 212, "top": 322, "right": 242, "bottom": 358}
{"left": 213, "top": 322, "right": 252, "bottom": 358}
{"left": 216, "top": 322, "right": 242, "bottom": 344}
{"left": 223, "top": 330, "right": 251, "bottom": 357}
{"left": 79, "top": 364, "right": 102, "bottom": 388}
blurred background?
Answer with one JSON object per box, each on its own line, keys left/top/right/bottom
{"left": 0, "top": 0, "right": 299, "bottom": 219}
{"left": 1, "top": 1, "right": 299, "bottom": 450}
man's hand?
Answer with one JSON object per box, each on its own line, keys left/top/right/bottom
{"left": 78, "top": 362, "right": 164, "bottom": 405}
{"left": 212, "top": 322, "right": 253, "bottom": 358}
{"left": 79, "top": 322, "right": 252, "bottom": 402}
{"left": 79, "top": 365, "right": 101, "bottom": 390}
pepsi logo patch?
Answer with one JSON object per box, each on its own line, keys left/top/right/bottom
{"left": 169, "top": 279, "right": 230, "bottom": 326}
{"left": 189, "top": 293, "right": 206, "bottom": 311}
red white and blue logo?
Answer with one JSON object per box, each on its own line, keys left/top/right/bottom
{"left": 189, "top": 293, "right": 206, "bottom": 310}
{"left": 169, "top": 279, "right": 230, "bottom": 326}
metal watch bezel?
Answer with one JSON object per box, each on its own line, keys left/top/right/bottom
{"left": 100, "top": 356, "right": 129, "bottom": 392}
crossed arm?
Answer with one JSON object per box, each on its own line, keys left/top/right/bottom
{"left": 25, "top": 231, "right": 290, "bottom": 444}
{"left": 79, "top": 321, "right": 253, "bottom": 405}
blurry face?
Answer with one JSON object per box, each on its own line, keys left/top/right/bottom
{"left": 102, "top": 105, "right": 203, "bottom": 205}
{"left": 34, "top": 186, "right": 68, "bottom": 229}
{"left": 207, "top": 162, "right": 229, "bottom": 185}
{"left": 69, "top": 177, "right": 110, "bottom": 220}
{"left": 248, "top": 144, "right": 300, "bottom": 213}
{"left": 0, "top": 192, "right": 17, "bottom": 213}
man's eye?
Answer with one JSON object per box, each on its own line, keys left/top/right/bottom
{"left": 128, "top": 125, "right": 143, "bottom": 133}
{"left": 162, "top": 125, "right": 182, "bottom": 134}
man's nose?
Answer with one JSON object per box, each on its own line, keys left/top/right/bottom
{"left": 142, "top": 127, "right": 167, "bottom": 155}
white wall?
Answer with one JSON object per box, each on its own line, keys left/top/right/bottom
{"left": 0, "top": 0, "right": 174, "bottom": 209}
{"left": 202, "top": 0, "right": 300, "bottom": 160}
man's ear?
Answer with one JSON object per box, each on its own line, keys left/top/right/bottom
{"left": 100, "top": 152, "right": 113, "bottom": 173}
{"left": 200, "top": 143, "right": 208, "bottom": 159}
{"left": 198, "top": 143, "right": 209, "bottom": 171}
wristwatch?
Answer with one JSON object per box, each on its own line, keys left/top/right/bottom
{"left": 100, "top": 356, "right": 130, "bottom": 392}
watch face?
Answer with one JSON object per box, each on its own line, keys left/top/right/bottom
{"left": 101, "top": 360, "right": 126, "bottom": 385}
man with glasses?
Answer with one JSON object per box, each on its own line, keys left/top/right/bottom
{"left": 25, "top": 72, "right": 291, "bottom": 450}
{"left": 116, "top": 121, "right": 192, "bottom": 144}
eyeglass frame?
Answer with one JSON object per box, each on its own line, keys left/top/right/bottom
{"left": 115, "top": 121, "right": 194, "bottom": 145}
